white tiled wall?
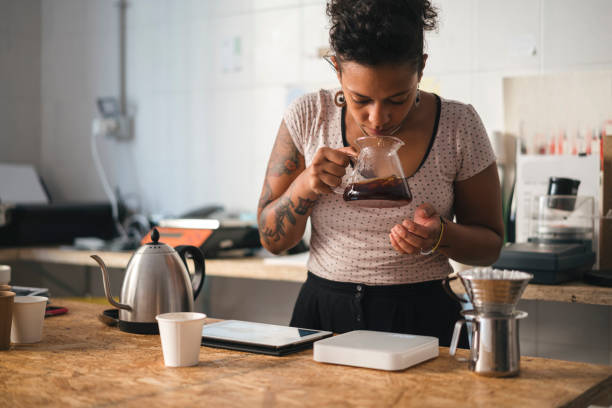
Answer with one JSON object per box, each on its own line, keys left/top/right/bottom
{"left": 39, "top": 0, "right": 120, "bottom": 202}
{"left": 541, "top": 0, "right": 612, "bottom": 70}
{"left": 14, "top": 0, "right": 612, "bottom": 213}
{"left": 31, "top": 1, "right": 328, "bottom": 213}
{"left": 474, "top": 0, "right": 541, "bottom": 72}
{"left": 425, "top": 0, "right": 475, "bottom": 75}
{"left": 0, "top": 0, "right": 41, "bottom": 169}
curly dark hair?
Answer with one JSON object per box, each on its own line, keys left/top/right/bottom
{"left": 327, "top": 0, "right": 438, "bottom": 70}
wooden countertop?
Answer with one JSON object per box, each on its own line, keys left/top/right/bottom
{"left": 2, "top": 247, "right": 612, "bottom": 306}
{"left": 1, "top": 299, "right": 611, "bottom": 407}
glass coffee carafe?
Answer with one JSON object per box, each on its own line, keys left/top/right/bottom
{"left": 339, "top": 135, "right": 412, "bottom": 208}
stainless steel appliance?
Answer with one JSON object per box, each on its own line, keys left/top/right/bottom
{"left": 494, "top": 195, "right": 596, "bottom": 283}
{"left": 91, "top": 228, "right": 205, "bottom": 334}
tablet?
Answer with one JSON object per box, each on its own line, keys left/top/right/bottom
{"left": 201, "top": 320, "right": 332, "bottom": 356}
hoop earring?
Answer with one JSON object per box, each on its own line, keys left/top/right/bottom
{"left": 334, "top": 90, "right": 346, "bottom": 107}
{"left": 415, "top": 87, "right": 421, "bottom": 108}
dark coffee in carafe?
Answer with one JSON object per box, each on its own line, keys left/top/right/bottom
{"left": 343, "top": 176, "right": 412, "bottom": 208}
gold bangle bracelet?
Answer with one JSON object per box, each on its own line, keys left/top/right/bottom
{"left": 420, "top": 216, "right": 445, "bottom": 256}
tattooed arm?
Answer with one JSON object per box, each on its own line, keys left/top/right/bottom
{"left": 257, "top": 120, "right": 353, "bottom": 254}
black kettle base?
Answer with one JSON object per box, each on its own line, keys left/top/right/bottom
{"left": 118, "top": 320, "right": 159, "bottom": 335}
{"left": 100, "top": 309, "right": 159, "bottom": 334}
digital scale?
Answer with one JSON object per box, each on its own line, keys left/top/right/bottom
{"left": 313, "top": 330, "right": 439, "bottom": 371}
{"left": 493, "top": 241, "right": 595, "bottom": 284}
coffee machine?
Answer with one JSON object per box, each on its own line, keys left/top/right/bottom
{"left": 494, "top": 177, "right": 596, "bottom": 284}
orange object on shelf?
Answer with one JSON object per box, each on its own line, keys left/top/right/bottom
{"left": 140, "top": 228, "right": 213, "bottom": 248}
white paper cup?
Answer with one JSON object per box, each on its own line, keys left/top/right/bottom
{"left": 0, "top": 265, "right": 10, "bottom": 285}
{"left": 156, "top": 312, "right": 206, "bottom": 367}
{"left": 11, "top": 296, "right": 48, "bottom": 344}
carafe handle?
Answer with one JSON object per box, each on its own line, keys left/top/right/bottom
{"left": 332, "top": 147, "right": 357, "bottom": 195}
{"left": 449, "top": 319, "right": 469, "bottom": 362}
{"left": 175, "top": 245, "right": 206, "bottom": 300}
{"left": 332, "top": 164, "right": 355, "bottom": 195}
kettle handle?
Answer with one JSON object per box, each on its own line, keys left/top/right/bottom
{"left": 442, "top": 273, "right": 469, "bottom": 304}
{"left": 175, "top": 245, "right": 206, "bottom": 300}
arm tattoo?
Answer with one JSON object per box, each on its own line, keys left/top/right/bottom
{"left": 261, "top": 196, "right": 296, "bottom": 244}
{"left": 258, "top": 123, "right": 312, "bottom": 246}
{"left": 267, "top": 132, "right": 300, "bottom": 177}
{"left": 258, "top": 180, "right": 274, "bottom": 211}
{"left": 258, "top": 183, "right": 316, "bottom": 245}
{"left": 294, "top": 196, "right": 316, "bottom": 215}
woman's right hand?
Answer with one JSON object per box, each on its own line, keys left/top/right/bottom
{"left": 302, "top": 146, "right": 357, "bottom": 195}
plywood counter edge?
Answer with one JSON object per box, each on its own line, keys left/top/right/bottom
{"left": 567, "top": 374, "right": 612, "bottom": 408}
{"left": 2, "top": 247, "right": 612, "bottom": 305}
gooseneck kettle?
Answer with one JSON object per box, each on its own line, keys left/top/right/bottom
{"left": 91, "top": 228, "right": 205, "bottom": 334}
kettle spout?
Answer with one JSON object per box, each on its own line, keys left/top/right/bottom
{"left": 90, "top": 255, "right": 132, "bottom": 311}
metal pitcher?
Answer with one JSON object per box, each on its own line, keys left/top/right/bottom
{"left": 449, "top": 310, "right": 528, "bottom": 377}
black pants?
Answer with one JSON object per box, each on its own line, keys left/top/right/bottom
{"left": 290, "top": 272, "right": 469, "bottom": 348}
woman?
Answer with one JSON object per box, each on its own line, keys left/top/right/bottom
{"left": 257, "top": 0, "right": 503, "bottom": 347}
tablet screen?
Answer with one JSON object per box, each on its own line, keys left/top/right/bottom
{"left": 202, "top": 320, "right": 331, "bottom": 348}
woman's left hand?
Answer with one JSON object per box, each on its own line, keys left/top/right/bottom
{"left": 389, "top": 203, "right": 442, "bottom": 255}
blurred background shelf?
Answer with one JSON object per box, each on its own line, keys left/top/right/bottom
{"left": 2, "top": 247, "right": 612, "bottom": 305}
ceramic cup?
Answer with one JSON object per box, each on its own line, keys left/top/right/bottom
{"left": 156, "top": 312, "right": 207, "bottom": 367}
{"left": 11, "top": 296, "right": 48, "bottom": 344}
{"left": 0, "top": 291, "right": 16, "bottom": 350}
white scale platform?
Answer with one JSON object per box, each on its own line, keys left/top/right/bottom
{"left": 313, "top": 330, "right": 439, "bottom": 371}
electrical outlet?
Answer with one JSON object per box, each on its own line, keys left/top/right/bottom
{"left": 92, "top": 115, "right": 133, "bottom": 141}
{"left": 113, "top": 115, "right": 133, "bottom": 141}
{"left": 95, "top": 97, "right": 133, "bottom": 141}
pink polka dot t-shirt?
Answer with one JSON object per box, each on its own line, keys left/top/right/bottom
{"left": 283, "top": 89, "right": 495, "bottom": 285}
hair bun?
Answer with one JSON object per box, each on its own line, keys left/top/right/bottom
{"left": 327, "top": 0, "right": 438, "bottom": 68}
